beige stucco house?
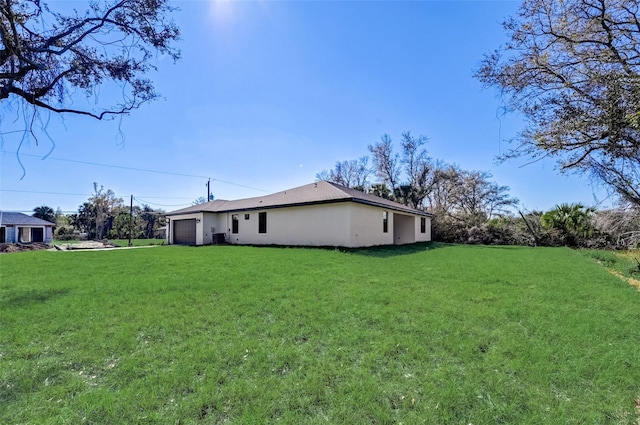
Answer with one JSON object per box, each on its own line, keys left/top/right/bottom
{"left": 165, "top": 181, "right": 432, "bottom": 248}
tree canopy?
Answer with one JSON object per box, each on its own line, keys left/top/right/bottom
{"left": 32, "top": 204, "right": 55, "bottom": 222}
{"left": 541, "top": 203, "right": 596, "bottom": 246}
{"left": 1, "top": 0, "right": 180, "bottom": 122}
{"left": 476, "top": 0, "right": 640, "bottom": 206}
{"left": 315, "top": 156, "right": 371, "bottom": 191}
{"left": 316, "top": 131, "right": 519, "bottom": 242}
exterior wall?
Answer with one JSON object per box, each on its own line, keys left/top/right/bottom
{"left": 224, "top": 202, "right": 406, "bottom": 248}
{"left": 202, "top": 213, "right": 227, "bottom": 245}
{"left": 349, "top": 203, "right": 394, "bottom": 247}
{"left": 226, "top": 203, "right": 353, "bottom": 247}
{"left": 168, "top": 213, "right": 229, "bottom": 245}
{"left": 167, "top": 202, "right": 432, "bottom": 248}
{"left": 0, "top": 225, "right": 52, "bottom": 243}
{"left": 415, "top": 216, "right": 432, "bottom": 243}
{"left": 167, "top": 212, "right": 203, "bottom": 245}
{"left": 2, "top": 225, "right": 15, "bottom": 243}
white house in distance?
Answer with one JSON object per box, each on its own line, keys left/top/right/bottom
{"left": 165, "top": 181, "right": 432, "bottom": 248}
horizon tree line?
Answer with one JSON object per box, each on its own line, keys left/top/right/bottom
{"left": 316, "top": 132, "right": 639, "bottom": 249}
{"left": 31, "top": 183, "right": 166, "bottom": 241}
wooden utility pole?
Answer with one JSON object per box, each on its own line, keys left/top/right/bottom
{"left": 207, "top": 178, "right": 211, "bottom": 202}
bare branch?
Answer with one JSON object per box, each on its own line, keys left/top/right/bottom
{"left": 0, "top": 0, "right": 180, "bottom": 123}
{"left": 476, "top": 0, "right": 640, "bottom": 206}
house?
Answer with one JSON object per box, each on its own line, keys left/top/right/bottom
{"left": 165, "top": 181, "right": 432, "bottom": 248}
{"left": 0, "top": 211, "right": 55, "bottom": 244}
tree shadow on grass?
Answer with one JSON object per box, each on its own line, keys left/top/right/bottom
{"left": 339, "top": 242, "right": 449, "bottom": 258}
{"left": 1, "top": 288, "right": 69, "bottom": 309}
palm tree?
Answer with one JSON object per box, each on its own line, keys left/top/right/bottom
{"left": 32, "top": 205, "right": 56, "bottom": 223}
{"left": 541, "top": 203, "right": 596, "bottom": 246}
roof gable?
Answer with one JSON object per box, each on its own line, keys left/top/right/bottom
{"left": 167, "top": 181, "right": 431, "bottom": 217}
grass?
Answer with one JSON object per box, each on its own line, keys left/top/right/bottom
{"left": 581, "top": 249, "right": 640, "bottom": 281}
{"left": 1, "top": 243, "right": 639, "bottom": 424}
{"left": 53, "top": 239, "right": 165, "bottom": 247}
{"left": 108, "top": 238, "right": 165, "bottom": 247}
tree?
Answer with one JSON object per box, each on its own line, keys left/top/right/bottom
{"left": 1, "top": 0, "right": 180, "bottom": 126}
{"left": 454, "top": 170, "right": 519, "bottom": 225}
{"left": 369, "top": 183, "right": 392, "bottom": 199}
{"left": 139, "top": 204, "right": 164, "bottom": 238}
{"left": 89, "top": 183, "right": 123, "bottom": 239}
{"left": 368, "top": 134, "right": 401, "bottom": 194}
{"left": 70, "top": 201, "right": 96, "bottom": 236}
{"left": 315, "top": 156, "right": 371, "bottom": 190}
{"left": 193, "top": 196, "right": 209, "bottom": 206}
{"left": 110, "top": 206, "right": 133, "bottom": 239}
{"left": 32, "top": 204, "right": 54, "bottom": 222}
{"left": 476, "top": 0, "right": 640, "bottom": 206}
{"left": 368, "top": 132, "right": 433, "bottom": 209}
{"left": 595, "top": 205, "right": 640, "bottom": 248}
{"left": 53, "top": 208, "right": 75, "bottom": 239}
{"left": 541, "top": 203, "right": 596, "bottom": 246}
{"left": 425, "top": 164, "right": 519, "bottom": 242}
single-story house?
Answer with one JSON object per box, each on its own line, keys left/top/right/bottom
{"left": 165, "top": 181, "right": 432, "bottom": 248}
{"left": 0, "top": 211, "right": 55, "bottom": 244}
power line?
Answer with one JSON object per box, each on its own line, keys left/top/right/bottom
{"left": 0, "top": 188, "right": 193, "bottom": 200}
{"left": 0, "top": 189, "right": 91, "bottom": 197}
{"left": 134, "top": 197, "right": 191, "bottom": 208}
{"left": 2, "top": 151, "right": 270, "bottom": 193}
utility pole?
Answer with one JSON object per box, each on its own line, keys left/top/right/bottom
{"left": 129, "top": 195, "right": 133, "bottom": 247}
{"left": 207, "top": 178, "right": 211, "bottom": 201}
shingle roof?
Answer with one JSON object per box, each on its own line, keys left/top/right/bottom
{"left": 0, "top": 211, "right": 55, "bottom": 226}
{"left": 167, "top": 181, "right": 432, "bottom": 217}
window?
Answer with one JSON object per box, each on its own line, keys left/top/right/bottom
{"left": 420, "top": 217, "right": 426, "bottom": 234}
{"left": 232, "top": 214, "right": 239, "bottom": 234}
{"left": 258, "top": 212, "right": 267, "bottom": 234}
{"left": 382, "top": 211, "right": 388, "bottom": 233}
{"left": 244, "top": 214, "right": 250, "bottom": 220}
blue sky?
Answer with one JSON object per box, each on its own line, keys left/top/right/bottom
{"left": 1, "top": 0, "right": 610, "bottom": 215}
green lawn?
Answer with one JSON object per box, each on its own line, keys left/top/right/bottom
{"left": 53, "top": 239, "right": 165, "bottom": 247}
{"left": 108, "top": 238, "right": 166, "bottom": 247}
{"left": 1, "top": 244, "right": 638, "bottom": 424}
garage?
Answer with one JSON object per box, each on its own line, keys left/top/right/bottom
{"left": 172, "top": 219, "right": 196, "bottom": 245}
{"left": 31, "top": 228, "right": 44, "bottom": 243}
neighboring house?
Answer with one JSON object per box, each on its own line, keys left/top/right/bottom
{"left": 165, "top": 181, "right": 432, "bottom": 248}
{"left": 0, "top": 211, "right": 55, "bottom": 244}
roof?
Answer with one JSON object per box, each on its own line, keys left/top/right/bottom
{"left": 0, "top": 211, "right": 55, "bottom": 226}
{"left": 167, "top": 181, "right": 432, "bottom": 217}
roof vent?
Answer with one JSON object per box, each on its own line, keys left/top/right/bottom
{"left": 314, "top": 183, "right": 317, "bottom": 188}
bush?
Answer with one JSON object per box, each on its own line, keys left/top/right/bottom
{"left": 54, "top": 225, "right": 78, "bottom": 240}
